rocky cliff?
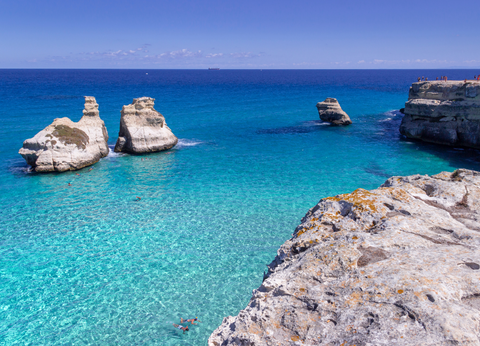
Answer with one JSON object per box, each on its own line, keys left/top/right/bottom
{"left": 114, "top": 97, "right": 178, "bottom": 154}
{"left": 19, "top": 96, "right": 109, "bottom": 172}
{"left": 316, "top": 98, "right": 352, "bottom": 125}
{"left": 209, "top": 169, "right": 480, "bottom": 345}
{"left": 400, "top": 81, "right": 480, "bottom": 148}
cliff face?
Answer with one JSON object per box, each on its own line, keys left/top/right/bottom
{"left": 19, "top": 96, "right": 109, "bottom": 172}
{"left": 114, "top": 97, "right": 178, "bottom": 154}
{"left": 209, "top": 169, "right": 480, "bottom": 346}
{"left": 400, "top": 81, "right": 480, "bottom": 148}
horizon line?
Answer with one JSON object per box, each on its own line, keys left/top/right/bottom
{"left": 1, "top": 67, "right": 480, "bottom": 70}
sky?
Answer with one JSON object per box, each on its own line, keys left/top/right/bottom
{"left": 1, "top": 0, "right": 479, "bottom": 69}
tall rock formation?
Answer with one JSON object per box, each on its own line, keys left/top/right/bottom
{"left": 19, "top": 96, "right": 109, "bottom": 172}
{"left": 400, "top": 81, "right": 480, "bottom": 148}
{"left": 316, "top": 98, "right": 352, "bottom": 125}
{"left": 209, "top": 169, "right": 480, "bottom": 346}
{"left": 114, "top": 97, "right": 178, "bottom": 154}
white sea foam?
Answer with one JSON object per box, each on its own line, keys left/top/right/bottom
{"left": 378, "top": 109, "right": 401, "bottom": 122}
{"left": 174, "top": 139, "right": 204, "bottom": 149}
{"left": 383, "top": 110, "right": 399, "bottom": 117}
{"left": 10, "top": 166, "right": 33, "bottom": 174}
{"left": 301, "top": 120, "right": 330, "bottom": 126}
{"left": 106, "top": 146, "right": 126, "bottom": 158}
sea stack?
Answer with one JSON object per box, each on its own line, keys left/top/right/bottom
{"left": 114, "top": 97, "right": 178, "bottom": 154}
{"left": 400, "top": 81, "right": 480, "bottom": 148}
{"left": 316, "top": 98, "right": 352, "bottom": 125}
{"left": 209, "top": 169, "right": 480, "bottom": 345}
{"left": 19, "top": 96, "right": 109, "bottom": 172}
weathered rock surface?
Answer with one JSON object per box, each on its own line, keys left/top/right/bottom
{"left": 209, "top": 169, "right": 480, "bottom": 346}
{"left": 114, "top": 97, "right": 178, "bottom": 153}
{"left": 400, "top": 81, "right": 480, "bottom": 148}
{"left": 19, "top": 96, "right": 109, "bottom": 172}
{"left": 316, "top": 98, "right": 352, "bottom": 125}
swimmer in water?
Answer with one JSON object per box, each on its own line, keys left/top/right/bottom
{"left": 136, "top": 196, "right": 141, "bottom": 201}
{"left": 76, "top": 173, "right": 80, "bottom": 176}
{"left": 181, "top": 317, "right": 201, "bottom": 325}
{"left": 68, "top": 183, "right": 72, "bottom": 186}
{"left": 173, "top": 324, "right": 189, "bottom": 334}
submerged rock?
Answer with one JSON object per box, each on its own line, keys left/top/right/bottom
{"left": 209, "top": 169, "right": 480, "bottom": 345}
{"left": 400, "top": 81, "right": 480, "bottom": 148}
{"left": 19, "top": 96, "right": 109, "bottom": 172}
{"left": 114, "top": 97, "right": 178, "bottom": 154}
{"left": 316, "top": 98, "right": 352, "bottom": 125}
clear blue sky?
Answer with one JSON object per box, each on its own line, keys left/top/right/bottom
{"left": 1, "top": 0, "right": 479, "bottom": 69}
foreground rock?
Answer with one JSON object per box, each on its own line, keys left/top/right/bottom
{"left": 209, "top": 169, "right": 480, "bottom": 345}
{"left": 400, "top": 81, "right": 480, "bottom": 148}
{"left": 114, "top": 97, "right": 178, "bottom": 153}
{"left": 19, "top": 97, "right": 109, "bottom": 172}
{"left": 316, "top": 98, "right": 352, "bottom": 125}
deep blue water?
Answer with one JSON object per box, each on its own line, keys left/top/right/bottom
{"left": 1, "top": 69, "right": 479, "bottom": 345}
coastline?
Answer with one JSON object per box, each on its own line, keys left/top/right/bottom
{"left": 209, "top": 169, "right": 480, "bottom": 345}
{"left": 2, "top": 70, "right": 480, "bottom": 345}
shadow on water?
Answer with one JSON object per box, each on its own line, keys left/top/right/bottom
{"left": 256, "top": 120, "right": 331, "bottom": 135}
{"left": 376, "top": 112, "right": 480, "bottom": 171}
{"left": 364, "top": 162, "right": 392, "bottom": 178}
{"left": 32, "top": 95, "right": 83, "bottom": 100}
{"left": 400, "top": 137, "right": 480, "bottom": 171}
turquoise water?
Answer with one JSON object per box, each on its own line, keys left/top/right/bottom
{"left": 1, "top": 69, "right": 479, "bottom": 345}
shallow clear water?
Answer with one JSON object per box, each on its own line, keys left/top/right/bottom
{"left": 1, "top": 69, "right": 479, "bottom": 345}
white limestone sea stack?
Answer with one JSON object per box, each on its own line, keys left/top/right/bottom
{"left": 316, "top": 98, "right": 352, "bottom": 125}
{"left": 19, "top": 96, "right": 109, "bottom": 172}
{"left": 209, "top": 169, "right": 480, "bottom": 345}
{"left": 114, "top": 97, "right": 178, "bottom": 154}
{"left": 400, "top": 81, "right": 480, "bottom": 148}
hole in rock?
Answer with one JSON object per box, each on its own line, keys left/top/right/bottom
{"left": 465, "top": 262, "right": 480, "bottom": 270}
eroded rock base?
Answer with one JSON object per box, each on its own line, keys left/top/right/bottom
{"left": 400, "top": 81, "right": 480, "bottom": 148}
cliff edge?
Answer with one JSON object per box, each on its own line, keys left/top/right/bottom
{"left": 19, "top": 96, "right": 109, "bottom": 172}
{"left": 209, "top": 169, "right": 480, "bottom": 345}
{"left": 400, "top": 81, "right": 480, "bottom": 148}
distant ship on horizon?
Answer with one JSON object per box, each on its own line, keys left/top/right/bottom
{"left": 208, "top": 68, "right": 220, "bottom": 70}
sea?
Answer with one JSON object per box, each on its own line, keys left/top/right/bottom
{"left": 1, "top": 69, "right": 479, "bottom": 345}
